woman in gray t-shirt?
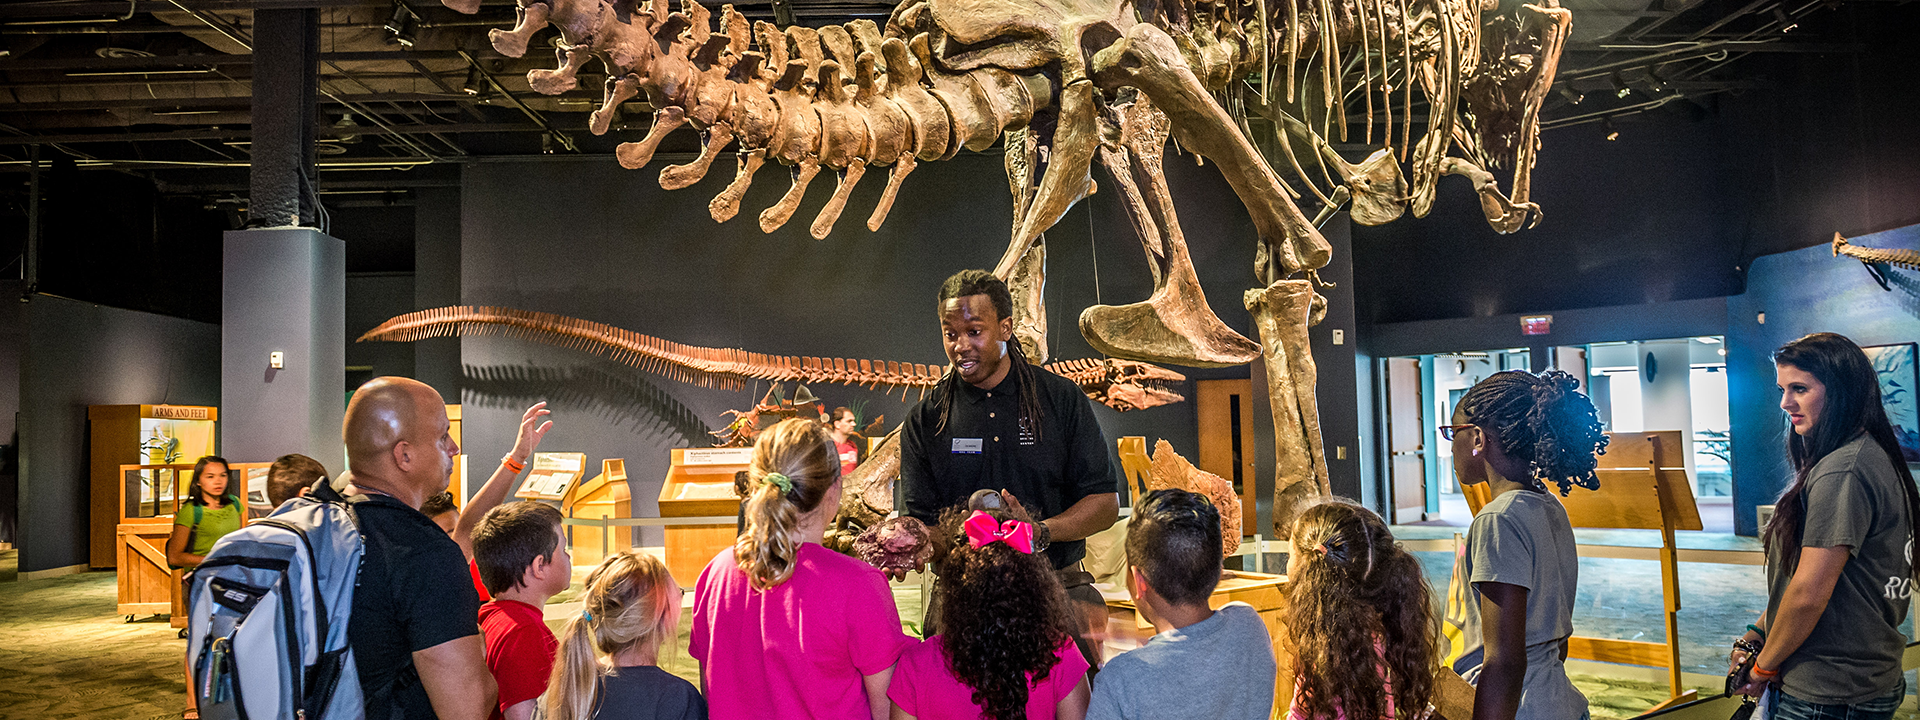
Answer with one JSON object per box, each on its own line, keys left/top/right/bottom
{"left": 1728, "top": 333, "right": 1920, "bottom": 718}
{"left": 1446, "top": 370, "right": 1608, "bottom": 720}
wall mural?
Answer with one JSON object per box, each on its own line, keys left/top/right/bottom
{"left": 436, "top": 0, "right": 1573, "bottom": 535}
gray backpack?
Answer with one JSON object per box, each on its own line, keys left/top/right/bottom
{"left": 186, "top": 481, "right": 366, "bottom": 720}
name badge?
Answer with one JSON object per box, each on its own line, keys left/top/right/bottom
{"left": 951, "top": 438, "right": 984, "bottom": 454}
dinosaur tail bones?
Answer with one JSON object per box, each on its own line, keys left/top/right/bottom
{"left": 359, "top": 305, "right": 1186, "bottom": 411}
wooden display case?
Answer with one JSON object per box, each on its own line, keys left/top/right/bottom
{"left": 114, "top": 462, "right": 256, "bottom": 625}
{"left": 89, "top": 404, "right": 218, "bottom": 568}
{"left": 659, "top": 448, "right": 750, "bottom": 587}
{"left": 564, "top": 459, "right": 632, "bottom": 567}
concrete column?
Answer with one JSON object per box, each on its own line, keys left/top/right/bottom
{"left": 222, "top": 228, "right": 346, "bottom": 466}
{"left": 249, "top": 8, "right": 318, "bottom": 227}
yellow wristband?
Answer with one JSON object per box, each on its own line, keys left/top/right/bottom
{"left": 502, "top": 456, "right": 526, "bottom": 474}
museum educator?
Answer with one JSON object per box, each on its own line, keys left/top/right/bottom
{"left": 897, "top": 270, "right": 1121, "bottom": 655}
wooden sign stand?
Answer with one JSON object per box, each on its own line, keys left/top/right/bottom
{"left": 1462, "top": 431, "right": 1701, "bottom": 701}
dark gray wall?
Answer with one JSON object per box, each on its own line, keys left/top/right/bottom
{"left": 347, "top": 272, "right": 418, "bottom": 381}
{"left": 0, "top": 280, "right": 21, "bottom": 544}
{"left": 414, "top": 187, "right": 462, "bottom": 398}
{"left": 17, "top": 294, "right": 220, "bottom": 573}
{"left": 457, "top": 151, "right": 1317, "bottom": 539}
{"left": 1726, "top": 225, "right": 1920, "bottom": 536}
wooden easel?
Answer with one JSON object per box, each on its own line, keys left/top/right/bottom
{"left": 1461, "top": 431, "right": 1701, "bottom": 700}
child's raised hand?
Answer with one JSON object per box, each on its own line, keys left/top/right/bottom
{"left": 510, "top": 402, "right": 554, "bottom": 462}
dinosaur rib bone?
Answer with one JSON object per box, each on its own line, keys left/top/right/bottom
{"left": 358, "top": 306, "right": 1186, "bottom": 411}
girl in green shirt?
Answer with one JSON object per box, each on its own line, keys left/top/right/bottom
{"left": 167, "top": 455, "right": 241, "bottom": 567}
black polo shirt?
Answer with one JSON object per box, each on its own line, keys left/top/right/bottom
{"left": 900, "top": 365, "right": 1119, "bottom": 569}
{"left": 347, "top": 492, "right": 482, "bottom": 719}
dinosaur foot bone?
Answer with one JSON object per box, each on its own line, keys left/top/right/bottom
{"left": 1079, "top": 297, "right": 1260, "bottom": 368}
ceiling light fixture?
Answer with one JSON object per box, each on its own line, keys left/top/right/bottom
{"left": 1610, "top": 73, "right": 1631, "bottom": 98}
{"left": 1644, "top": 67, "right": 1670, "bottom": 94}
{"left": 1772, "top": 6, "right": 1797, "bottom": 32}
{"left": 1557, "top": 85, "right": 1584, "bottom": 105}
{"left": 332, "top": 113, "right": 362, "bottom": 144}
{"left": 383, "top": 2, "right": 416, "bottom": 48}
{"left": 153, "top": 109, "right": 223, "bottom": 116}
{"left": 1603, "top": 118, "right": 1620, "bottom": 141}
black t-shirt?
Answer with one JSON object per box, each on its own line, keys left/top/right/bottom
{"left": 592, "top": 665, "right": 708, "bottom": 720}
{"left": 347, "top": 492, "right": 482, "bottom": 719}
{"left": 900, "top": 366, "right": 1119, "bottom": 568}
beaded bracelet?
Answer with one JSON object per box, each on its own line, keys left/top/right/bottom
{"left": 501, "top": 455, "right": 527, "bottom": 474}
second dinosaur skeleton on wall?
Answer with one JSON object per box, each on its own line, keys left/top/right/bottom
{"left": 442, "top": 0, "right": 1570, "bottom": 534}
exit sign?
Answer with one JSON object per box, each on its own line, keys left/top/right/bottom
{"left": 1521, "top": 315, "right": 1553, "bottom": 336}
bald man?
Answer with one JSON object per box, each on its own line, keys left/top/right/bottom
{"left": 341, "top": 377, "right": 496, "bottom": 720}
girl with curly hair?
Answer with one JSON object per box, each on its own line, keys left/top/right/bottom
{"left": 887, "top": 507, "right": 1091, "bottom": 720}
{"left": 543, "top": 549, "right": 705, "bottom": 720}
{"left": 1446, "top": 370, "right": 1607, "bottom": 720}
{"left": 691, "top": 418, "right": 914, "bottom": 720}
{"left": 1285, "top": 500, "right": 1437, "bottom": 720}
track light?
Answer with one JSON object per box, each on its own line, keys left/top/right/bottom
{"left": 463, "top": 67, "right": 490, "bottom": 97}
{"left": 383, "top": 2, "right": 416, "bottom": 48}
{"left": 1610, "top": 73, "right": 1631, "bottom": 99}
{"left": 1557, "top": 85, "right": 1584, "bottom": 105}
{"left": 1645, "top": 67, "right": 1670, "bottom": 94}
{"left": 1603, "top": 118, "right": 1620, "bottom": 142}
{"left": 1772, "top": 6, "right": 1797, "bottom": 32}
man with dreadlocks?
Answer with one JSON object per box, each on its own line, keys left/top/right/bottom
{"left": 898, "top": 269, "right": 1121, "bottom": 665}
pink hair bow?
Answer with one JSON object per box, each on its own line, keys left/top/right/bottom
{"left": 963, "top": 511, "right": 1034, "bottom": 554}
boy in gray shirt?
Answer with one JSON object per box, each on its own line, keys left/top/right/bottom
{"left": 1088, "top": 489, "right": 1276, "bottom": 720}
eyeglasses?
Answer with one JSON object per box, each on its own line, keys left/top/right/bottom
{"left": 1439, "top": 424, "right": 1477, "bottom": 441}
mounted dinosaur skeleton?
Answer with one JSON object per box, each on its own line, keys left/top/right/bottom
{"left": 443, "top": 0, "right": 1570, "bottom": 534}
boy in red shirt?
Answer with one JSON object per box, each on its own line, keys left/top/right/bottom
{"left": 472, "top": 501, "right": 573, "bottom": 720}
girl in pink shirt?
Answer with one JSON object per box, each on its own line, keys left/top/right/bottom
{"left": 888, "top": 508, "right": 1091, "bottom": 720}
{"left": 691, "top": 418, "right": 913, "bottom": 720}
{"left": 1285, "top": 501, "right": 1437, "bottom": 720}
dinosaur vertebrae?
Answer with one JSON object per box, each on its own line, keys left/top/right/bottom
{"left": 358, "top": 305, "right": 1188, "bottom": 410}
{"left": 491, "top": 0, "right": 1050, "bottom": 240}
{"left": 1834, "top": 233, "right": 1920, "bottom": 271}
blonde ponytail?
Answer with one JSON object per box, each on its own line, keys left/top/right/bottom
{"left": 541, "top": 550, "right": 680, "bottom": 720}
{"left": 733, "top": 418, "right": 841, "bottom": 590}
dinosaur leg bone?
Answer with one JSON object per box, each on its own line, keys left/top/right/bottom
{"left": 661, "top": 122, "right": 736, "bottom": 190}
{"left": 991, "top": 80, "right": 1098, "bottom": 279}
{"left": 1091, "top": 23, "right": 1329, "bottom": 281}
{"left": 616, "top": 106, "right": 688, "bottom": 170}
{"left": 1080, "top": 100, "right": 1260, "bottom": 368}
{"left": 488, "top": 2, "right": 550, "bottom": 58}
{"left": 1245, "top": 279, "right": 1328, "bottom": 538}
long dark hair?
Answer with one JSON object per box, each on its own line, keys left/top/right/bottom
{"left": 929, "top": 270, "right": 1046, "bottom": 441}
{"left": 1458, "top": 370, "right": 1609, "bottom": 495}
{"left": 1287, "top": 500, "right": 1437, "bottom": 720}
{"left": 185, "top": 455, "right": 234, "bottom": 507}
{"left": 932, "top": 507, "right": 1077, "bottom": 720}
{"left": 1765, "top": 333, "right": 1920, "bottom": 579}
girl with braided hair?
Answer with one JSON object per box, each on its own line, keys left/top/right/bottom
{"left": 691, "top": 418, "right": 914, "bottom": 720}
{"left": 1284, "top": 500, "right": 1438, "bottom": 720}
{"left": 1445, "top": 370, "right": 1606, "bottom": 720}
{"left": 887, "top": 506, "right": 1091, "bottom": 720}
